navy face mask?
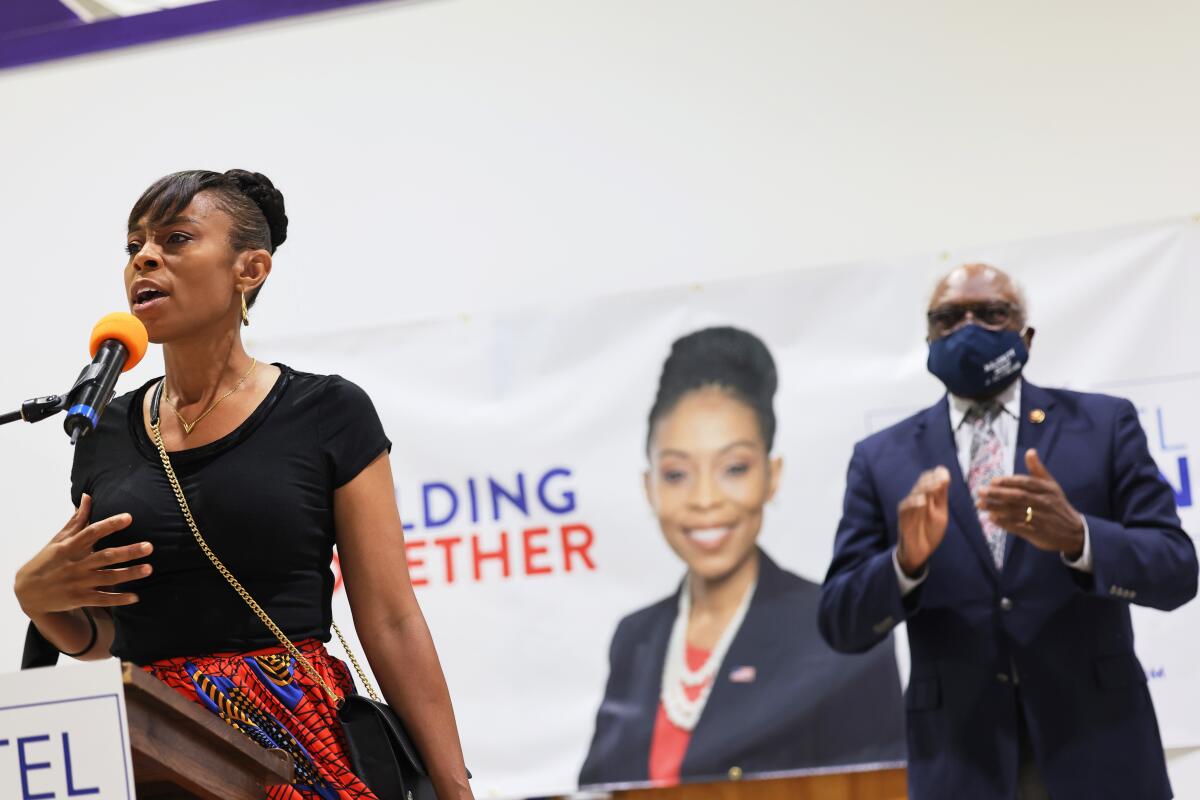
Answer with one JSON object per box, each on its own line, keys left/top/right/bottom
{"left": 927, "top": 324, "right": 1028, "bottom": 399}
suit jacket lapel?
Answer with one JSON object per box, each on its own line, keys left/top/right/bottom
{"left": 1003, "top": 382, "right": 1062, "bottom": 569}
{"left": 1013, "top": 382, "right": 1062, "bottom": 469}
{"left": 916, "top": 398, "right": 1001, "bottom": 580}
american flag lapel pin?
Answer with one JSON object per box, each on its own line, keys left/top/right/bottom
{"left": 729, "top": 665, "right": 757, "bottom": 684}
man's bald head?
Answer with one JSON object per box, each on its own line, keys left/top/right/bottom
{"left": 930, "top": 264, "right": 1026, "bottom": 315}
{"left": 926, "top": 263, "right": 1029, "bottom": 341}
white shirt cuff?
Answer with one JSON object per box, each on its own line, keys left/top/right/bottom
{"left": 1060, "top": 515, "right": 1093, "bottom": 573}
{"left": 893, "top": 547, "right": 928, "bottom": 596}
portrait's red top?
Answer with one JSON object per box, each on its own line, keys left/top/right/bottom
{"left": 648, "top": 645, "right": 712, "bottom": 785}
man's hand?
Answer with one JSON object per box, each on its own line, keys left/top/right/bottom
{"left": 978, "top": 449, "right": 1085, "bottom": 558}
{"left": 897, "top": 466, "right": 951, "bottom": 577}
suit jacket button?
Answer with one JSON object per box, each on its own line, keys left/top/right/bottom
{"left": 728, "top": 767, "right": 743, "bottom": 781}
{"left": 999, "top": 597, "right": 1014, "bottom": 611}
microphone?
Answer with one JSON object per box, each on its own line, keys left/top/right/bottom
{"left": 63, "top": 313, "right": 149, "bottom": 445}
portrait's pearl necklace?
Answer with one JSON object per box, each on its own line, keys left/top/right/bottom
{"left": 660, "top": 576, "right": 757, "bottom": 731}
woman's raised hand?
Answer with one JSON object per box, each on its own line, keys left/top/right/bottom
{"left": 14, "top": 494, "right": 153, "bottom": 616}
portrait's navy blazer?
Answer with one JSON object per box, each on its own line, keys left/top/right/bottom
{"left": 579, "top": 549, "right": 905, "bottom": 787}
{"left": 819, "top": 382, "right": 1197, "bottom": 800}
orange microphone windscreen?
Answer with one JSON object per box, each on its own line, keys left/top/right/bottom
{"left": 89, "top": 312, "right": 149, "bottom": 372}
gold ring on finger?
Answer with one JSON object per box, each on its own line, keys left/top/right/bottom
{"left": 1024, "top": 505, "right": 1034, "bottom": 525}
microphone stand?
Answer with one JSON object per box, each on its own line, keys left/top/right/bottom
{"left": 3, "top": 353, "right": 123, "bottom": 443}
{"left": 1, "top": 362, "right": 114, "bottom": 441}
{"left": 0, "top": 395, "right": 69, "bottom": 427}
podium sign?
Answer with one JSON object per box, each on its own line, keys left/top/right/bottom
{"left": 0, "top": 661, "right": 135, "bottom": 800}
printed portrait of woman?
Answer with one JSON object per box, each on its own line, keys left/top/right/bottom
{"left": 579, "top": 326, "right": 906, "bottom": 787}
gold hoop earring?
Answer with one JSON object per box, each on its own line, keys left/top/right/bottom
{"left": 241, "top": 292, "right": 250, "bottom": 327}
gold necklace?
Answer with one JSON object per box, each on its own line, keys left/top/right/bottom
{"left": 165, "top": 358, "right": 258, "bottom": 435}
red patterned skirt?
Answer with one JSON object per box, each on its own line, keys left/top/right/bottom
{"left": 143, "top": 639, "right": 378, "bottom": 800}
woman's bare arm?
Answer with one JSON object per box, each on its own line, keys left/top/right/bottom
{"left": 25, "top": 607, "right": 115, "bottom": 661}
{"left": 335, "top": 454, "right": 473, "bottom": 800}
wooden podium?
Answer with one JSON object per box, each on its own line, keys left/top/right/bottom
{"left": 122, "top": 663, "right": 295, "bottom": 799}
{"left": 122, "top": 661, "right": 904, "bottom": 799}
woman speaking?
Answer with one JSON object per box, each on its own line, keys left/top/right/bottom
{"left": 14, "top": 170, "right": 473, "bottom": 800}
{"left": 579, "top": 326, "right": 905, "bottom": 787}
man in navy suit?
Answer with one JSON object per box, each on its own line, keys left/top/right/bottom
{"left": 819, "top": 263, "right": 1197, "bottom": 800}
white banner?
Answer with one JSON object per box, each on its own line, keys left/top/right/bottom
{"left": 258, "top": 217, "right": 1200, "bottom": 798}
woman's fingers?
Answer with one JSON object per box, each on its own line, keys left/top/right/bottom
{"left": 89, "top": 563, "right": 153, "bottom": 587}
{"left": 87, "top": 590, "right": 141, "bottom": 607}
{"left": 52, "top": 494, "right": 93, "bottom": 543}
{"left": 84, "top": 542, "right": 153, "bottom": 569}
{"left": 72, "top": 513, "right": 134, "bottom": 549}
{"left": 72, "top": 494, "right": 92, "bottom": 524}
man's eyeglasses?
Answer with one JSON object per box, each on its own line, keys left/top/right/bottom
{"left": 926, "top": 301, "right": 1019, "bottom": 333}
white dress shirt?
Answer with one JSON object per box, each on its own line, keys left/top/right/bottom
{"left": 893, "top": 379, "right": 1092, "bottom": 594}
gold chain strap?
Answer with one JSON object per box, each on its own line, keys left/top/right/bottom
{"left": 150, "top": 404, "right": 381, "bottom": 706}
{"left": 331, "top": 618, "right": 380, "bottom": 702}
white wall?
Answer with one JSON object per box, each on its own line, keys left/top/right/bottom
{"left": 1, "top": 0, "right": 1199, "bottom": 794}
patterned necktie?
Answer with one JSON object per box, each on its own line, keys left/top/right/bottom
{"left": 966, "top": 402, "right": 1006, "bottom": 568}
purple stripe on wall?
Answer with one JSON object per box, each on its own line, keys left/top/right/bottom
{"left": 0, "top": 4, "right": 80, "bottom": 38}
{"left": 0, "top": 0, "right": 400, "bottom": 71}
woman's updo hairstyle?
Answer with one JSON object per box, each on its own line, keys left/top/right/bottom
{"left": 127, "top": 169, "right": 288, "bottom": 308}
{"left": 647, "top": 326, "right": 778, "bottom": 454}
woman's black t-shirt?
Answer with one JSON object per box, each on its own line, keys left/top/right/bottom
{"left": 70, "top": 365, "right": 391, "bottom": 665}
